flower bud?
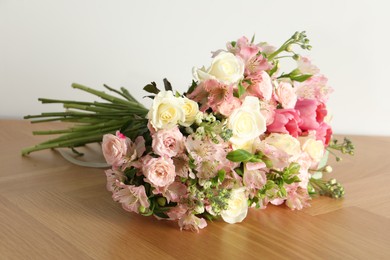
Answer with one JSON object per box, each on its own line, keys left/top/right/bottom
{"left": 293, "top": 54, "right": 300, "bottom": 61}
{"left": 157, "top": 197, "right": 166, "bottom": 207}
{"left": 139, "top": 205, "right": 147, "bottom": 214}
{"left": 324, "top": 165, "right": 333, "bottom": 173}
{"left": 286, "top": 44, "right": 293, "bottom": 52}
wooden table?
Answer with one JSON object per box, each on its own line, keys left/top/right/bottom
{"left": 1, "top": 120, "right": 389, "bottom": 259}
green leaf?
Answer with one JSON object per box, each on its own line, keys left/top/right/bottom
{"left": 291, "top": 74, "right": 312, "bottom": 82}
{"left": 237, "top": 83, "right": 245, "bottom": 98}
{"left": 227, "top": 149, "right": 254, "bottom": 162}
{"left": 143, "top": 82, "right": 160, "bottom": 94}
{"left": 288, "top": 162, "right": 301, "bottom": 175}
{"left": 218, "top": 170, "right": 226, "bottom": 183}
{"left": 163, "top": 78, "right": 172, "bottom": 91}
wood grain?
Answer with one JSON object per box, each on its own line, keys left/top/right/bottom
{"left": 1, "top": 120, "right": 389, "bottom": 259}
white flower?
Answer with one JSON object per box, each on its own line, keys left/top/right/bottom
{"left": 221, "top": 187, "right": 248, "bottom": 224}
{"left": 147, "top": 91, "right": 185, "bottom": 130}
{"left": 228, "top": 96, "right": 266, "bottom": 150}
{"left": 264, "top": 133, "right": 301, "bottom": 157}
{"left": 180, "top": 97, "right": 200, "bottom": 127}
{"left": 302, "top": 138, "right": 325, "bottom": 162}
{"left": 193, "top": 52, "right": 245, "bottom": 85}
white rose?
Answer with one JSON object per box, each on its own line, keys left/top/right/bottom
{"left": 228, "top": 96, "right": 266, "bottom": 150}
{"left": 302, "top": 138, "right": 325, "bottom": 162}
{"left": 193, "top": 52, "right": 245, "bottom": 85}
{"left": 264, "top": 133, "right": 301, "bottom": 157}
{"left": 221, "top": 187, "right": 248, "bottom": 224}
{"left": 148, "top": 91, "right": 185, "bottom": 130}
{"left": 180, "top": 97, "right": 200, "bottom": 127}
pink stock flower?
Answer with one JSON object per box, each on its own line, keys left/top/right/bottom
{"left": 152, "top": 126, "right": 185, "bottom": 157}
{"left": 295, "top": 75, "right": 333, "bottom": 103}
{"left": 178, "top": 214, "right": 207, "bottom": 232}
{"left": 275, "top": 81, "right": 297, "bottom": 109}
{"left": 112, "top": 183, "right": 150, "bottom": 213}
{"left": 267, "top": 109, "right": 302, "bottom": 137}
{"left": 102, "top": 131, "right": 131, "bottom": 167}
{"left": 143, "top": 156, "right": 176, "bottom": 188}
{"left": 244, "top": 71, "right": 273, "bottom": 101}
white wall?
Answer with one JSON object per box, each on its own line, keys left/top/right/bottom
{"left": 1, "top": 0, "right": 389, "bottom": 136}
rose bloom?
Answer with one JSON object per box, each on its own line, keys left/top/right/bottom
{"left": 180, "top": 97, "right": 200, "bottom": 127}
{"left": 193, "top": 52, "right": 245, "bottom": 85}
{"left": 143, "top": 156, "right": 176, "bottom": 188}
{"left": 275, "top": 81, "right": 297, "bottom": 109}
{"left": 221, "top": 187, "right": 249, "bottom": 224}
{"left": 228, "top": 96, "right": 266, "bottom": 150}
{"left": 152, "top": 126, "right": 185, "bottom": 157}
{"left": 301, "top": 137, "right": 325, "bottom": 163}
{"left": 102, "top": 131, "right": 131, "bottom": 167}
{"left": 147, "top": 90, "right": 185, "bottom": 130}
{"left": 267, "top": 109, "right": 302, "bottom": 137}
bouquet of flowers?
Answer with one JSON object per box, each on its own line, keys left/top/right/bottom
{"left": 23, "top": 31, "right": 354, "bottom": 231}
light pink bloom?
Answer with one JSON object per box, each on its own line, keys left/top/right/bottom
{"left": 297, "top": 56, "right": 320, "bottom": 75}
{"left": 112, "top": 183, "right": 150, "bottom": 213}
{"left": 105, "top": 169, "right": 125, "bottom": 192}
{"left": 143, "top": 156, "right": 176, "bottom": 188}
{"left": 275, "top": 81, "right": 297, "bottom": 109}
{"left": 152, "top": 126, "right": 185, "bottom": 157}
{"left": 164, "top": 182, "right": 187, "bottom": 203}
{"left": 243, "top": 164, "right": 266, "bottom": 192}
{"left": 167, "top": 204, "right": 188, "bottom": 220}
{"left": 102, "top": 131, "right": 131, "bottom": 167}
{"left": 267, "top": 109, "right": 302, "bottom": 137}
{"left": 295, "top": 99, "right": 320, "bottom": 131}
{"left": 244, "top": 71, "right": 273, "bottom": 101}
{"left": 285, "top": 186, "right": 311, "bottom": 210}
{"left": 172, "top": 154, "right": 190, "bottom": 178}
{"left": 295, "top": 75, "right": 333, "bottom": 103}
{"left": 178, "top": 214, "right": 207, "bottom": 232}
{"left": 260, "top": 100, "right": 277, "bottom": 126}
{"left": 218, "top": 97, "right": 242, "bottom": 117}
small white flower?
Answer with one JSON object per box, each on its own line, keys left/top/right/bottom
{"left": 193, "top": 52, "right": 245, "bottom": 85}
{"left": 221, "top": 187, "right": 248, "bottom": 224}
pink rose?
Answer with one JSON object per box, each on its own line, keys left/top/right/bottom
{"left": 143, "top": 156, "right": 176, "bottom": 188}
{"left": 275, "top": 81, "right": 297, "bottom": 109}
{"left": 112, "top": 183, "right": 150, "bottom": 213}
{"left": 102, "top": 131, "right": 131, "bottom": 167}
{"left": 152, "top": 126, "right": 185, "bottom": 157}
{"left": 267, "top": 109, "right": 302, "bottom": 137}
{"left": 218, "top": 96, "right": 241, "bottom": 117}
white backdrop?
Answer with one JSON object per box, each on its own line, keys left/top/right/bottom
{"left": 1, "top": 0, "right": 389, "bottom": 135}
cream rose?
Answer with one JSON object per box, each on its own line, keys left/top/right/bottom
{"left": 228, "top": 96, "right": 266, "bottom": 150}
{"left": 302, "top": 138, "right": 325, "bottom": 162}
{"left": 193, "top": 52, "right": 245, "bottom": 85}
{"left": 221, "top": 187, "right": 248, "bottom": 224}
{"left": 148, "top": 91, "right": 185, "bottom": 130}
{"left": 263, "top": 133, "right": 301, "bottom": 157}
{"left": 180, "top": 97, "right": 200, "bottom": 127}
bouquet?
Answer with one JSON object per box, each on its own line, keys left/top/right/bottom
{"left": 23, "top": 31, "right": 354, "bottom": 231}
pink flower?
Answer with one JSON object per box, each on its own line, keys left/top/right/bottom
{"left": 285, "top": 186, "right": 311, "bottom": 210}
{"left": 275, "top": 81, "right": 297, "bottom": 109}
{"left": 172, "top": 154, "right": 190, "bottom": 178}
{"left": 295, "top": 99, "right": 320, "bottom": 131}
{"left": 244, "top": 71, "right": 273, "bottom": 101}
{"left": 152, "top": 126, "right": 185, "bottom": 157}
{"left": 260, "top": 100, "right": 277, "bottom": 126}
{"left": 102, "top": 131, "right": 131, "bottom": 167}
{"left": 164, "top": 182, "right": 187, "bottom": 203}
{"left": 218, "top": 96, "right": 241, "bottom": 117}
{"left": 297, "top": 56, "right": 320, "bottom": 75}
{"left": 143, "top": 156, "right": 176, "bottom": 188}
{"left": 167, "top": 204, "right": 188, "bottom": 220}
{"left": 316, "top": 122, "right": 333, "bottom": 146}
{"left": 112, "top": 183, "right": 150, "bottom": 213}
{"left": 243, "top": 163, "right": 266, "bottom": 192}
{"left": 295, "top": 75, "right": 333, "bottom": 103}
{"left": 267, "top": 109, "right": 302, "bottom": 137}
{"left": 178, "top": 214, "right": 207, "bottom": 232}
{"left": 105, "top": 169, "right": 125, "bottom": 192}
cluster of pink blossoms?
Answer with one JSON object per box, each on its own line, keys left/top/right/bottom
{"left": 102, "top": 33, "right": 338, "bottom": 231}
